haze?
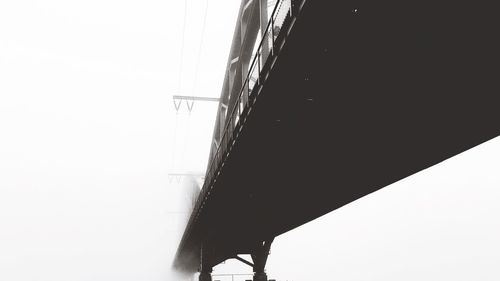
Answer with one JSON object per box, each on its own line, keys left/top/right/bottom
{"left": 1, "top": 1, "right": 499, "bottom": 281}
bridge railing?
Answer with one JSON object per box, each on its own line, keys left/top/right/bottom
{"left": 207, "top": 0, "right": 295, "bottom": 189}
{"left": 206, "top": 0, "right": 298, "bottom": 197}
{"left": 181, "top": 0, "right": 304, "bottom": 244}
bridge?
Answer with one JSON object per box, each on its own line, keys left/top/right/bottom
{"left": 174, "top": 0, "right": 499, "bottom": 280}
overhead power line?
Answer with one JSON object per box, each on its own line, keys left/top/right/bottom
{"left": 178, "top": 0, "right": 188, "bottom": 92}
{"left": 192, "top": 0, "right": 210, "bottom": 94}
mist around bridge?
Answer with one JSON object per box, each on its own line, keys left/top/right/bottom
{"left": 1, "top": 0, "right": 500, "bottom": 281}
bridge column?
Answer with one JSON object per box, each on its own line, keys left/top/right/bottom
{"left": 199, "top": 244, "right": 213, "bottom": 281}
{"left": 199, "top": 271, "right": 212, "bottom": 281}
{"left": 251, "top": 239, "right": 273, "bottom": 281}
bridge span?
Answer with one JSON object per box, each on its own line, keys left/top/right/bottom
{"left": 174, "top": 0, "right": 499, "bottom": 280}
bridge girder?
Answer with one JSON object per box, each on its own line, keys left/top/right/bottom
{"left": 209, "top": 0, "right": 270, "bottom": 167}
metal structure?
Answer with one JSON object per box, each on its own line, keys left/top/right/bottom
{"left": 206, "top": 0, "right": 293, "bottom": 167}
{"left": 177, "top": 1, "right": 302, "bottom": 279}
{"left": 174, "top": 0, "right": 500, "bottom": 280}
{"left": 173, "top": 95, "right": 220, "bottom": 113}
{"left": 211, "top": 273, "right": 263, "bottom": 281}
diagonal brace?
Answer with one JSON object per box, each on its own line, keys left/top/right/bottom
{"left": 233, "top": 255, "right": 254, "bottom": 267}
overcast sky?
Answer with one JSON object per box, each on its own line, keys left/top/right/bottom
{"left": 0, "top": 1, "right": 239, "bottom": 280}
{"left": 1, "top": 1, "right": 499, "bottom": 281}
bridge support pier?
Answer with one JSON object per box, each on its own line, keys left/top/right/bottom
{"left": 199, "top": 271, "right": 212, "bottom": 281}
{"left": 199, "top": 244, "right": 213, "bottom": 281}
{"left": 253, "top": 272, "right": 268, "bottom": 281}
{"left": 251, "top": 239, "right": 273, "bottom": 281}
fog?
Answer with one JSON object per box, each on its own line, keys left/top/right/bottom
{"left": 2, "top": 1, "right": 500, "bottom": 281}
{"left": 0, "top": 0, "right": 238, "bottom": 280}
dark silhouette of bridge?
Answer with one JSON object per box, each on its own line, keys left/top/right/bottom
{"left": 174, "top": 0, "right": 499, "bottom": 280}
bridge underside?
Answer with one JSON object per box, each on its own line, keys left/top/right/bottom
{"left": 175, "top": 0, "right": 500, "bottom": 273}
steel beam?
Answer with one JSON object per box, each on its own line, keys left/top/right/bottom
{"left": 173, "top": 95, "right": 220, "bottom": 102}
{"left": 233, "top": 255, "right": 254, "bottom": 267}
{"left": 207, "top": 0, "right": 269, "bottom": 170}
{"left": 172, "top": 95, "right": 219, "bottom": 112}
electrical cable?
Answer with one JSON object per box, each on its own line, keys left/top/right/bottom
{"left": 178, "top": 0, "right": 188, "bottom": 93}
{"left": 192, "top": 0, "right": 209, "bottom": 94}
{"left": 171, "top": 0, "right": 188, "bottom": 177}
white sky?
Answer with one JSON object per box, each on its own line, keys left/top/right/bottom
{"left": 1, "top": 1, "right": 499, "bottom": 281}
{"left": 0, "top": 0, "right": 239, "bottom": 280}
